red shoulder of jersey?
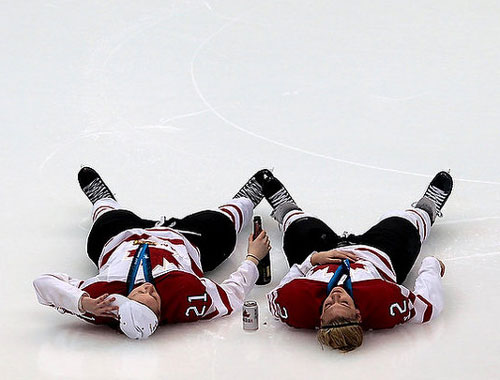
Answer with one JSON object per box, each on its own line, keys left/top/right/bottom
{"left": 353, "top": 280, "right": 414, "bottom": 330}
{"left": 272, "top": 279, "right": 413, "bottom": 330}
{"left": 154, "top": 271, "right": 213, "bottom": 324}
{"left": 271, "top": 279, "right": 326, "bottom": 329}
{"left": 83, "top": 281, "right": 128, "bottom": 298}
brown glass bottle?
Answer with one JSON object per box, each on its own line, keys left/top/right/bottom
{"left": 253, "top": 216, "right": 271, "bottom": 285}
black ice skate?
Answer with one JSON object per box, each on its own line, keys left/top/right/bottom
{"left": 233, "top": 169, "right": 271, "bottom": 207}
{"left": 261, "top": 172, "right": 296, "bottom": 209}
{"left": 78, "top": 167, "right": 116, "bottom": 204}
{"left": 413, "top": 171, "right": 453, "bottom": 223}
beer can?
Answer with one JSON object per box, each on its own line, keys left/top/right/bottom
{"left": 242, "top": 300, "right": 259, "bottom": 330}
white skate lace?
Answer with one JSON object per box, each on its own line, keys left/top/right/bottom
{"left": 423, "top": 185, "right": 447, "bottom": 217}
{"left": 83, "top": 178, "right": 113, "bottom": 204}
{"left": 268, "top": 187, "right": 294, "bottom": 209}
{"left": 235, "top": 178, "right": 263, "bottom": 205}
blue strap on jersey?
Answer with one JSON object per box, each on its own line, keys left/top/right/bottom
{"left": 326, "top": 259, "right": 354, "bottom": 299}
{"left": 126, "top": 243, "right": 155, "bottom": 295}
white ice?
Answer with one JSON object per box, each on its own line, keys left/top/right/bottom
{"left": 1, "top": 1, "right": 499, "bottom": 379}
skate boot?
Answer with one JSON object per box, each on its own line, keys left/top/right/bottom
{"left": 78, "top": 167, "right": 116, "bottom": 204}
{"left": 233, "top": 169, "right": 272, "bottom": 207}
{"left": 413, "top": 171, "right": 453, "bottom": 223}
{"left": 260, "top": 172, "right": 301, "bottom": 223}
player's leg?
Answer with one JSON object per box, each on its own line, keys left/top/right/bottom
{"left": 163, "top": 170, "right": 269, "bottom": 272}
{"left": 260, "top": 172, "right": 342, "bottom": 266}
{"left": 282, "top": 211, "right": 342, "bottom": 266}
{"left": 353, "top": 171, "right": 453, "bottom": 283}
{"left": 352, "top": 214, "right": 424, "bottom": 283}
{"left": 78, "top": 167, "right": 156, "bottom": 266}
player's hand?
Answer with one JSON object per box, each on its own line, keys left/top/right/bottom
{"left": 311, "top": 249, "right": 359, "bottom": 266}
{"left": 80, "top": 294, "right": 119, "bottom": 318}
{"left": 247, "top": 230, "right": 271, "bottom": 264}
{"left": 436, "top": 258, "right": 446, "bottom": 277}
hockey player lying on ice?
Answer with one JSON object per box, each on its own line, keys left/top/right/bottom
{"left": 263, "top": 170, "right": 452, "bottom": 352}
{"left": 33, "top": 167, "right": 271, "bottom": 339}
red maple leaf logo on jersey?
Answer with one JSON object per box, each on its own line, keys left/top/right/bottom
{"left": 127, "top": 245, "right": 181, "bottom": 271}
{"left": 312, "top": 262, "right": 365, "bottom": 274}
{"left": 149, "top": 247, "right": 181, "bottom": 270}
{"left": 312, "top": 263, "right": 341, "bottom": 274}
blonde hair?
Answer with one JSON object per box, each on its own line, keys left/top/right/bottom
{"left": 317, "top": 317, "right": 363, "bottom": 352}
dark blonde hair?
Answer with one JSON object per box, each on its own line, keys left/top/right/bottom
{"left": 317, "top": 317, "right": 363, "bottom": 352}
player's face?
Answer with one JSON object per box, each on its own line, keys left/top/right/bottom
{"left": 320, "top": 286, "right": 360, "bottom": 325}
{"left": 128, "top": 282, "right": 161, "bottom": 317}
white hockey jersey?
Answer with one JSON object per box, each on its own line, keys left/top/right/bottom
{"left": 34, "top": 226, "right": 258, "bottom": 326}
{"left": 267, "top": 245, "right": 444, "bottom": 330}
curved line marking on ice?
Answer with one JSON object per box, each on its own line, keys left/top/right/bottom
{"left": 39, "top": 126, "right": 178, "bottom": 173}
{"left": 38, "top": 105, "right": 223, "bottom": 173}
{"left": 443, "top": 251, "right": 500, "bottom": 262}
{"left": 190, "top": 19, "right": 500, "bottom": 186}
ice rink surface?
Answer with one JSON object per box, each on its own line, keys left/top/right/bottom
{"left": 1, "top": 0, "right": 499, "bottom": 379}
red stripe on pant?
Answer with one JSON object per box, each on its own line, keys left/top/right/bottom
{"left": 220, "top": 204, "right": 244, "bottom": 232}
{"left": 283, "top": 211, "right": 305, "bottom": 229}
{"left": 93, "top": 205, "right": 114, "bottom": 221}
{"left": 407, "top": 209, "right": 427, "bottom": 240}
{"left": 220, "top": 208, "right": 236, "bottom": 226}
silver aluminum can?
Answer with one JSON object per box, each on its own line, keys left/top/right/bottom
{"left": 243, "top": 300, "right": 259, "bottom": 330}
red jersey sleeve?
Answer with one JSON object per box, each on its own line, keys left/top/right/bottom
{"left": 267, "top": 279, "right": 326, "bottom": 329}
{"left": 353, "top": 280, "right": 415, "bottom": 330}
{"left": 154, "top": 272, "right": 214, "bottom": 324}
